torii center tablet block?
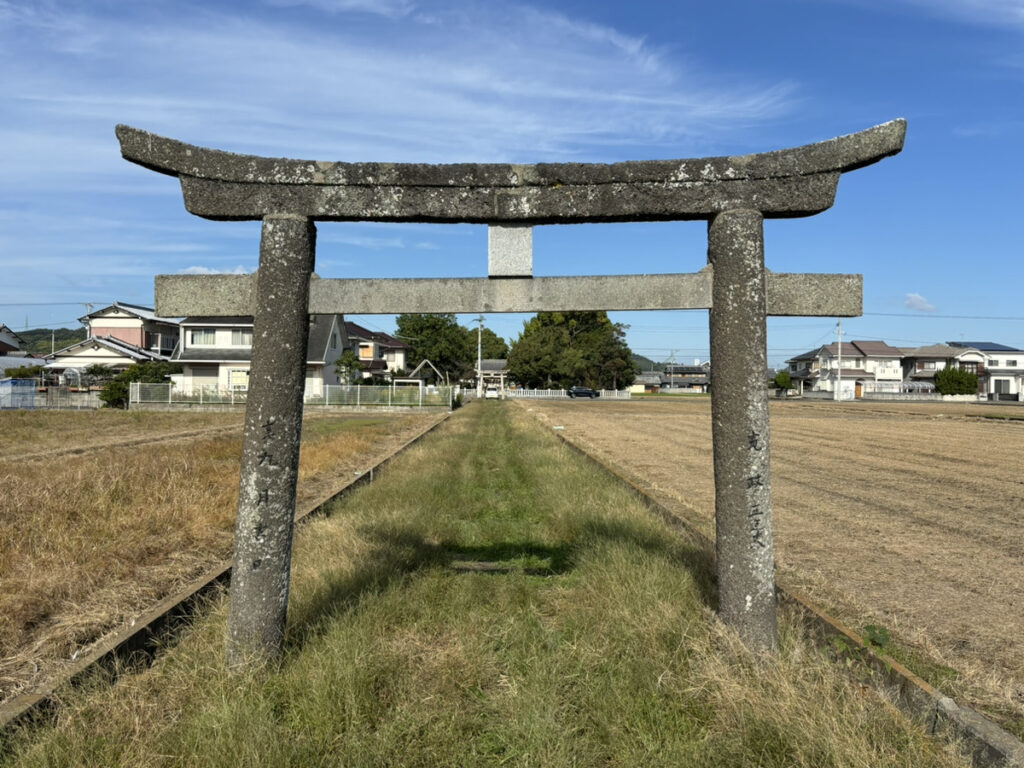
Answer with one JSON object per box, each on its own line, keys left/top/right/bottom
{"left": 118, "top": 119, "right": 906, "bottom": 661}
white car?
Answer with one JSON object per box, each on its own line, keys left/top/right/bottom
{"left": 485, "top": 386, "right": 499, "bottom": 399}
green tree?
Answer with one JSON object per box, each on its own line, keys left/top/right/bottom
{"left": 507, "top": 311, "right": 636, "bottom": 390}
{"left": 774, "top": 370, "right": 792, "bottom": 390}
{"left": 395, "top": 314, "right": 474, "bottom": 382}
{"left": 5, "top": 364, "right": 43, "bottom": 379}
{"left": 20, "top": 327, "right": 87, "bottom": 356}
{"left": 934, "top": 364, "right": 978, "bottom": 395}
{"left": 99, "top": 361, "right": 183, "bottom": 409}
{"left": 333, "top": 349, "right": 365, "bottom": 384}
{"left": 471, "top": 326, "right": 509, "bottom": 360}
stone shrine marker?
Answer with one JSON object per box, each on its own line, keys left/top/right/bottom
{"left": 118, "top": 120, "right": 905, "bottom": 664}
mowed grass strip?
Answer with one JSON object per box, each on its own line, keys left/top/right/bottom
{"left": 0, "top": 411, "right": 436, "bottom": 701}
{"left": 2, "top": 403, "right": 970, "bottom": 767}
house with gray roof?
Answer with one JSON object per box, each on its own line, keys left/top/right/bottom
{"left": 785, "top": 340, "right": 903, "bottom": 398}
{"left": 173, "top": 314, "right": 348, "bottom": 396}
{"left": 44, "top": 301, "right": 180, "bottom": 379}
{"left": 0, "top": 324, "right": 27, "bottom": 354}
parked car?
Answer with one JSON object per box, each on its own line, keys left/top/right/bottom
{"left": 485, "top": 385, "right": 500, "bottom": 399}
{"left": 567, "top": 385, "right": 599, "bottom": 399}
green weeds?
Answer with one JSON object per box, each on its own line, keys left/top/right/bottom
{"left": 2, "top": 404, "right": 970, "bottom": 767}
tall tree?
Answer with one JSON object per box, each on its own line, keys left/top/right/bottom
{"left": 507, "top": 311, "right": 636, "bottom": 389}
{"left": 471, "top": 326, "right": 509, "bottom": 360}
{"left": 395, "top": 313, "right": 474, "bottom": 382}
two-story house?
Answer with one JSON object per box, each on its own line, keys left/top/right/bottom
{"left": 786, "top": 340, "right": 903, "bottom": 397}
{"left": 45, "top": 302, "right": 179, "bottom": 375}
{"left": 173, "top": 314, "right": 348, "bottom": 396}
{"left": 344, "top": 322, "right": 409, "bottom": 379}
{"left": 949, "top": 341, "right": 1024, "bottom": 399}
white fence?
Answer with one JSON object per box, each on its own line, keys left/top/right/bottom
{"left": 507, "top": 388, "right": 631, "bottom": 400}
{"left": 130, "top": 382, "right": 455, "bottom": 409}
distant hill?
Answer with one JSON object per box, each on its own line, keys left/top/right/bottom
{"left": 20, "top": 327, "right": 87, "bottom": 356}
{"left": 632, "top": 354, "right": 665, "bottom": 373}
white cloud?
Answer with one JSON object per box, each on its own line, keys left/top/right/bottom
{"left": 179, "top": 266, "right": 251, "bottom": 275}
{"left": 904, "top": 292, "right": 936, "bottom": 312}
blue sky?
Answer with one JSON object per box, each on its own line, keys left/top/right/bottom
{"left": 2, "top": 0, "right": 1022, "bottom": 366}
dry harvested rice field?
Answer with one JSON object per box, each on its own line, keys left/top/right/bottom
{"left": 0, "top": 408, "right": 446, "bottom": 705}
{"left": 521, "top": 397, "right": 1024, "bottom": 731}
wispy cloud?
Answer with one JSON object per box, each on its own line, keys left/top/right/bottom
{"left": 905, "top": 292, "right": 936, "bottom": 312}
{"left": 263, "top": 0, "right": 416, "bottom": 18}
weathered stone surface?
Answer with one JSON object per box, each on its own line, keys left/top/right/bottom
{"left": 117, "top": 120, "right": 904, "bottom": 186}
{"left": 225, "top": 215, "right": 315, "bottom": 666}
{"left": 116, "top": 120, "right": 905, "bottom": 223}
{"left": 488, "top": 225, "right": 533, "bottom": 277}
{"left": 708, "top": 209, "right": 778, "bottom": 653}
{"left": 155, "top": 270, "right": 862, "bottom": 317}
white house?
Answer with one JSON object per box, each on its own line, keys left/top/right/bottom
{"left": 45, "top": 302, "right": 179, "bottom": 377}
{"left": 173, "top": 314, "right": 348, "bottom": 396}
{"left": 786, "top": 340, "right": 903, "bottom": 397}
{"left": 949, "top": 341, "right": 1024, "bottom": 399}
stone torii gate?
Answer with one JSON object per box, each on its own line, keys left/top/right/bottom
{"left": 117, "top": 120, "right": 905, "bottom": 664}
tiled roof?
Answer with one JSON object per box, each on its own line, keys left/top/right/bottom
{"left": 345, "top": 322, "right": 409, "bottom": 349}
{"left": 46, "top": 335, "right": 164, "bottom": 364}
{"left": 81, "top": 301, "right": 179, "bottom": 325}
{"left": 902, "top": 343, "right": 958, "bottom": 357}
{"left": 949, "top": 341, "right": 1024, "bottom": 353}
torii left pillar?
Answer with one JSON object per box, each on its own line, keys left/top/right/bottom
{"left": 225, "top": 215, "right": 316, "bottom": 665}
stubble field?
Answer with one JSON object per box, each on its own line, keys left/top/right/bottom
{"left": 521, "top": 397, "right": 1024, "bottom": 732}
{"left": 0, "top": 408, "right": 446, "bottom": 705}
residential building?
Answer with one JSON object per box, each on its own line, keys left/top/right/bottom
{"left": 173, "top": 314, "right": 348, "bottom": 396}
{"left": 664, "top": 363, "right": 710, "bottom": 392}
{"left": 0, "top": 324, "right": 27, "bottom": 354}
{"left": 786, "top": 340, "right": 903, "bottom": 397}
{"left": 949, "top": 341, "right": 1024, "bottom": 399}
{"left": 899, "top": 343, "right": 976, "bottom": 393}
{"left": 44, "top": 302, "right": 179, "bottom": 377}
{"left": 344, "top": 322, "right": 409, "bottom": 379}
{"left": 80, "top": 302, "right": 179, "bottom": 356}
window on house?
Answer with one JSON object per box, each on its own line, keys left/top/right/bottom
{"left": 330, "top": 332, "right": 337, "bottom": 350}
{"left": 229, "top": 369, "right": 250, "bottom": 390}
{"left": 190, "top": 329, "right": 216, "bottom": 345}
{"left": 1007, "top": 359, "right": 1018, "bottom": 367}
{"left": 231, "top": 329, "right": 253, "bottom": 346}
{"left": 990, "top": 359, "right": 1000, "bottom": 368}
{"left": 924, "top": 361, "right": 935, "bottom": 370}
{"left": 960, "top": 362, "right": 978, "bottom": 373}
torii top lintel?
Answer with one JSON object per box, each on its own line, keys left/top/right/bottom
{"left": 116, "top": 120, "right": 905, "bottom": 224}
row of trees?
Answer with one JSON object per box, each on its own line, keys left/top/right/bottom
{"left": 386, "top": 311, "right": 636, "bottom": 390}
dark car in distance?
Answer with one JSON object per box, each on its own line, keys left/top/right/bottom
{"left": 567, "top": 386, "right": 600, "bottom": 399}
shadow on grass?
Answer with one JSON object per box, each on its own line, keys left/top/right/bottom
{"left": 285, "top": 514, "right": 718, "bottom": 655}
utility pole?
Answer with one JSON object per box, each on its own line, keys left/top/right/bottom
{"left": 834, "top": 319, "right": 843, "bottom": 401}
{"left": 476, "top": 314, "right": 485, "bottom": 398}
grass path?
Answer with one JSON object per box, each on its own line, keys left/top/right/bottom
{"left": 3, "top": 403, "right": 969, "bottom": 767}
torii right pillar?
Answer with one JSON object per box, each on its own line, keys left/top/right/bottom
{"left": 708, "top": 209, "right": 777, "bottom": 651}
